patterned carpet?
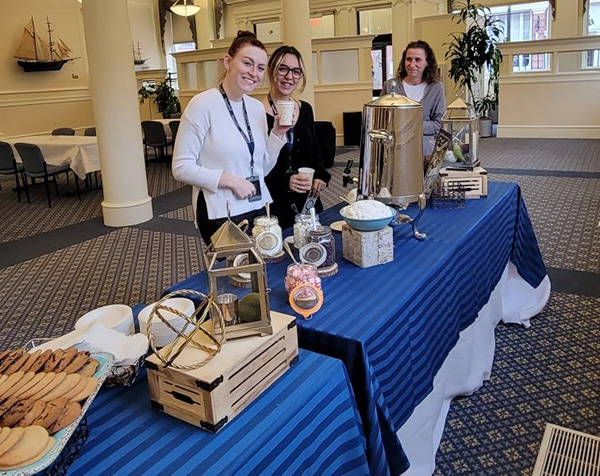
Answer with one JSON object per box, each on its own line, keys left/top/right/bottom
{"left": 0, "top": 137, "right": 599, "bottom": 476}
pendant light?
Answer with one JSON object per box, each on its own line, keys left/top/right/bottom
{"left": 170, "top": 0, "right": 201, "bottom": 17}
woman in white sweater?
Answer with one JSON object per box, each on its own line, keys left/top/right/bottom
{"left": 172, "top": 31, "right": 294, "bottom": 244}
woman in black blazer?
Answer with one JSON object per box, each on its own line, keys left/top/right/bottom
{"left": 263, "top": 45, "right": 331, "bottom": 229}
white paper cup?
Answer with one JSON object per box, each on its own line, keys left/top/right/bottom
{"left": 277, "top": 100, "right": 295, "bottom": 126}
{"left": 298, "top": 167, "right": 315, "bottom": 183}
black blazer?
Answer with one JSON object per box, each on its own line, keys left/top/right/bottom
{"left": 265, "top": 101, "right": 331, "bottom": 228}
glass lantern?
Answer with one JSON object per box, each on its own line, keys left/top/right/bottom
{"left": 441, "top": 97, "right": 480, "bottom": 168}
{"left": 202, "top": 216, "right": 273, "bottom": 340}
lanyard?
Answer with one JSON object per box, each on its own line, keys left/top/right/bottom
{"left": 267, "top": 94, "right": 294, "bottom": 148}
{"left": 220, "top": 85, "right": 255, "bottom": 175}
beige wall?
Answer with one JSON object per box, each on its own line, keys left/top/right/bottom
{"left": 0, "top": 0, "right": 163, "bottom": 139}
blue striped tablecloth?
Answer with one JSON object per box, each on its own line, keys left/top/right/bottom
{"left": 166, "top": 182, "right": 547, "bottom": 476}
{"left": 68, "top": 349, "right": 370, "bottom": 476}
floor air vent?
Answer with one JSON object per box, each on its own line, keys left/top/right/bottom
{"left": 532, "top": 424, "right": 600, "bottom": 476}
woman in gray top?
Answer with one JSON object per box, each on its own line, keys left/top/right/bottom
{"left": 382, "top": 40, "right": 445, "bottom": 157}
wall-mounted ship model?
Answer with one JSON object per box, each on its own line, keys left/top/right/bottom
{"left": 133, "top": 42, "right": 148, "bottom": 66}
{"left": 14, "top": 17, "right": 77, "bottom": 72}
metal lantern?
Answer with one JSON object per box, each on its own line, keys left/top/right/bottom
{"left": 441, "top": 97, "right": 480, "bottom": 168}
{"left": 202, "top": 214, "right": 273, "bottom": 340}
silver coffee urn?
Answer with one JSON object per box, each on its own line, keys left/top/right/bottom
{"left": 357, "top": 90, "right": 427, "bottom": 240}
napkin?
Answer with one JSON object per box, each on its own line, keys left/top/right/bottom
{"left": 34, "top": 323, "right": 148, "bottom": 366}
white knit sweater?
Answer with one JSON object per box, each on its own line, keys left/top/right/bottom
{"left": 172, "top": 88, "right": 286, "bottom": 221}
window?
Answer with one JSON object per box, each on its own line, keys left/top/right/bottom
{"left": 584, "top": 0, "right": 600, "bottom": 67}
{"left": 172, "top": 42, "right": 195, "bottom": 53}
{"left": 489, "top": 2, "right": 551, "bottom": 72}
{"left": 310, "top": 14, "right": 335, "bottom": 39}
{"left": 358, "top": 8, "right": 391, "bottom": 35}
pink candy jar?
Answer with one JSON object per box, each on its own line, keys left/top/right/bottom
{"left": 284, "top": 263, "right": 322, "bottom": 293}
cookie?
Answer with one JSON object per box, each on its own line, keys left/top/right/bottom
{"left": 0, "top": 350, "right": 24, "bottom": 374}
{"left": 77, "top": 358, "right": 99, "bottom": 377}
{"left": 0, "top": 399, "right": 35, "bottom": 427}
{"left": 48, "top": 401, "right": 81, "bottom": 434}
{"left": 0, "top": 351, "right": 12, "bottom": 366}
{"left": 17, "top": 350, "right": 41, "bottom": 373}
{"left": 0, "top": 427, "right": 24, "bottom": 458}
{"left": 70, "top": 377, "right": 97, "bottom": 402}
{"left": 28, "top": 349, "right": 53, "bottom": 373}
{"left": 0, "top": 425, "right": 49, "bottom": 468}
{"left": 15, "top": 400, "right": 47, "bottom": 428}
{"left": 10, "top": 372, "right": 45, "bottom": 400}
{"left": 18, "top": 372, "right": 56, "bottom": 401}
{"left": 0, "top": 428, "right": 10, "bottom": 447}
{"left": 60, "top": 376, "right": 88, "bottom": 402}
{"left": 42, "top": 349, "right": 64, "bottom": 373}
{"left": 0, "top": 435, "right": 54, "bottom": 470}
{"left": 1, "top": 372, "right": 35, "bottom": 400}
{"left": 0, "top": 398, "right": 18, "bottom": 421}
{"left": 0, "top": 376, "right": 6, "bottom": 386}
{"left": 3, "top": 353, "right": 31, "bottom": 376}
{"left": 32, "top": 398, "right": 66, "bottom": 430}
{"left": 53, "top": 348, "right": 77, "bottom": 373}
{"left": 0, "top": 372, "right": 25, "bottom": 399}
{"left": 41, "top": 374, "right": 81, "bottom": 402}
{"left": 36, "top": 372, "right": 67, "bottom": 401}
{"left": 63, "top": 352, "right": 89, "bottom": 374}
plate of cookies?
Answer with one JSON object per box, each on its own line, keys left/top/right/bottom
{"left": 0, "top": 348, "right": 114, "bottom": 475}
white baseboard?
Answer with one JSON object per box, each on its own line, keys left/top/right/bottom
{"left": 497, "top": 125, "right": 600, "bottom": 139}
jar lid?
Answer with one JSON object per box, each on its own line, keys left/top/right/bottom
{"left": 255, "top": 231, "right": 282, "bottom": 257}
{"left": 299, "top": 243, "right": 327, "bottom": 267}
{"left": 232, "top": 253, "right": 251, "bottom": 281}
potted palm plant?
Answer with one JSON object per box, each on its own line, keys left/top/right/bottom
{"left": 138, "top": 79, "right": 181, "bottom": 119}
{"left": 445, "top": 0, "right": 503, "bottom": 137}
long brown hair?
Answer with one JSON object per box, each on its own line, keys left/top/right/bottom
{"left": 267, "top": 45, "right": 306, "bottom": 94}
{"left": 396, "top": 40, "right": 439, "bottom": 84}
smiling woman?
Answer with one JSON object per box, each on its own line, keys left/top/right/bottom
{"left": 381, "top": 40, "right": 445, "bottom": 157}
{"left": 262, "top": 45, "right": 331, "bottom": 228}
{"left": 171, "top": 31, "right": 298, "bottom": 244}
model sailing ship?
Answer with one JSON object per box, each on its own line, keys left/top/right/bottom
{"left": 133, "top": 42, "right": 148, "bottom": 66}
{"left": 14, "top": 17, "right": 76, "bottom": 72}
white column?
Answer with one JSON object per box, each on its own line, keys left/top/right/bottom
{"left": 391, "top": 0, "right": 415, "bottom": 76}
{"left": 82, "top": 0, "right": 153, "bottom": 227}
{"left": 281, "top": 0, "right": 315, "bottom": 106}
{"left": 195, "top": 0, "right": 216, "bottom": 49}
{"left": 335, "top": 7, "right": 357, "bottom": 36}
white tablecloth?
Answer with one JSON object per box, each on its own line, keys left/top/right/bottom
{"left": 398, "top": 262, "right": 551, "bottom": 475}
{"left": 7, "top": 135, "right": 100, "bottom": 180}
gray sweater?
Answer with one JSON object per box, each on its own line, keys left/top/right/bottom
{"left": 382, "top": 79, "right": 446, "bottom": 156}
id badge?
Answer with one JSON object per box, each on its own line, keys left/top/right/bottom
{"left": 246, "top": 175, "right": 262, "bottom": 202}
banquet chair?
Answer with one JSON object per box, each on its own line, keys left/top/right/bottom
{"left": 141, "top": 120, "right": 173, "bottom": 166}
{"left": 169, "top": 121, "right": 180, "bottom": 145}
{"left": 52, "top": 127, "right": 76, "bottom": 136}
{"left": 14, "top": 143, "right": 80, "bottom": 207}
{"left": 84, "top": 127, "right": 96, "bottom": 136}
{"left": 0, "top": 142, "right": 25, "bottom": 202}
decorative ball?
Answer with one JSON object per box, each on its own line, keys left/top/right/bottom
{"left": 146, "top": 289, "right": 226, "bottom": 370}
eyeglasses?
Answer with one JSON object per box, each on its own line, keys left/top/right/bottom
{"left": 277, "top": 65, "right": 303, "bottom": 79}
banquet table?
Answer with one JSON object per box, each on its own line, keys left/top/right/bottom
{"left": 166, "top": 182, "right": 549, "bottom": 476}
{"left": 6, "top": 135, "right": 100, "bottom": 180}
{"left": 68, "top": 350, "right": 371, "bottom": 476}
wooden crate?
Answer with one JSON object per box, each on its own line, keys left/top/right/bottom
{"left": 146, "top": 311, "right": 298, "bottom": 433}
{"left": 439, "top": 166, "right": 488, "bottom": 198}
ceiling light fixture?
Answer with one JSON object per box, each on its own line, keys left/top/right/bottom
{"left": 170, "top": 0, "right": 201, "bottom": 17}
